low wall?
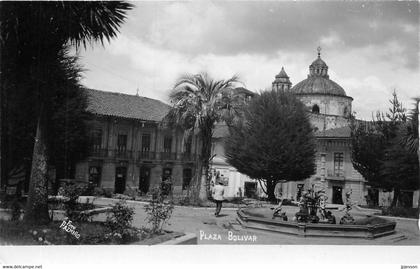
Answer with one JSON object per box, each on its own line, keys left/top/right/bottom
{"left": 237, "top": 209, "right": 396, "bottom": 239}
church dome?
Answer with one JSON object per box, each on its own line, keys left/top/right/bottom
{"left": 310, "top": 57, "right": 327, "bottom": 68}
{"left": 291, "top": 47, "right": 348, "bottom": 97}
{"left": 292, "top": 76, "right": 347, "bottom": 96}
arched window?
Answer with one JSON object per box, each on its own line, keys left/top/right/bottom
{"left": 312, "top": 104, "right": 320, "bottom": 114}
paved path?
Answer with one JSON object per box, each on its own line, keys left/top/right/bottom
{"left": 92, "top": 198, "right": 420, "bottom": 245}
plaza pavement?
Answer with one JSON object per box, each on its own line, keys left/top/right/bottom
{"left": 90, "top": 197, "right": 420, "bottom": 245}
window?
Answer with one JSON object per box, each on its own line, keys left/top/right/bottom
{"left": 91, "top": 129, "right": 102, "bottom": 150}
{"left": 117, "top": 134, "right": 127, "bottom": 152}
{"left": 89, "top": 166, "right": 101, "bottom": 186}
{"left": 333, "top": 152, "right": 344, "bottom": 176}
{"left": 163, "top": 136, "right": 172, "bottom": 153}
{"left": 184, "top": 137, "right": 192, "bottom": 154}
{"left": 343, "top": 106, "right": 348, "bottom": 117}
{"left": 141, "top": 134, "right": 151, "bottom": 152}
{"left": 312, "top": 104, "right": 320, "bottom": 114}
{"left": 182, "top": 168, "right": 192, "bottom": 190}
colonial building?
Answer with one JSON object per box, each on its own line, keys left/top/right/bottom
{"left": 75, "top": 89, "right": 198, "bottom": 196}
{"left": 75, "top": 50, "right": 418, "bottom": 207}
{"left": 273, "top": 48, "right": 364, "bottom": 205}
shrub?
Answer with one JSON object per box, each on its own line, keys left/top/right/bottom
{"left": 381, "top": 206, "right": 418, "bottom": 219}
{"left": 144, "top": 187, "right": 174, "bottom": 234}
{"left": 10, "top": 198, "right": 23, "bottom": 221}
{"left": 82, "top": 182, "right": 96, "bottom": 196}
{"left": 177, "top": 196, "right": 190, "bottom": 206}
{"left": 113, "top": 193, "right": 132, "bottom": 200}
{"left": 282, "top": 199, "right": 297, "bottom": 206}
{"left": 61, "top": 183, "right": 89, "bottom": 222}
{"left": 105, "top": 200, "right": 139, "bottom": 243}
{"left": 123, "top": 188, "right": 139, "bottom": 200}
{"left": 93, "top": 187, "right": 113, "bottom": 198}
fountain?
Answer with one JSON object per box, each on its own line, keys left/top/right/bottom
{"left": 237, "top": 186, "right": 396, "bottom": 239}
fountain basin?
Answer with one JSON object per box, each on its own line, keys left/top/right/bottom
{"left": 237, "top": 208, "right": 396, "bottom": 239}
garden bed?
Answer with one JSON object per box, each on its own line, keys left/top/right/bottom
{"left": 380, "top": 207, "right": 419, "bottom": 219}
{"left": 0, "top": 219, "right": 179, "bottom": 245}
{"left": 357, "top": 205, "right": 418, "bottom": 219}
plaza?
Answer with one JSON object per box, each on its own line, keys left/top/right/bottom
{"left": 1, "top": 1, "right": 418, "bottom": 254}
{"left": 86, "top": 197, "right": 420, "bottom": 245}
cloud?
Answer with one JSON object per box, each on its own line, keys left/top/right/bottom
{"left": 127, "top": 1, "right": 418, "bottom": 70}
{"left": 78, "top": 1, "right": 419, "bottom": 120}
{"left": 320, "top": 33, "right": 344, "bottom": 48}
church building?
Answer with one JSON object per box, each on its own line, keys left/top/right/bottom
{"left": 211, "top": 48, "right": 419, "bottom": 207}
{"left": 272, "top": 48, "right": 363, "bottom": 205}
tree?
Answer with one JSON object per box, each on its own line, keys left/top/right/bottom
{"left": 1, "top": 46, "right": 91, "bottom": 194}
{"left": 397, "top": 98, "right": 419, "bottom": 210}
{"left": 225, "top": 89, "right": 316, "bottom": 202}
{"left": 350, "top": 119, "right": 386, "bottom": 189}
{"left": 46, "top": 49, "right": 92, "bottom": 189}
{"left": 350, "top": 92, "right": 419, "bottom": 207}
{"left": 0, "top": 1, "right": 133, "bottom": 224}
{"left": 167, "top": 73, "right": 241, "bottom": 204}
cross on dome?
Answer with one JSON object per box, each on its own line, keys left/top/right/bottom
{"left": 309, "top": 47, "right": 328, "bottom": 78}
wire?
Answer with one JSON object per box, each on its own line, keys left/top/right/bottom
{"left": 86, "top": 61, "right": 139, "bottom": 85}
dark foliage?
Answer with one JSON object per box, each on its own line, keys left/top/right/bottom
{"left": 0, "top": 1, "right": 132, "bottom": 224}
{"left": 350, "top": 120, "right": 385, "bottom": 188}
{"left": 0, "top": 219, "right": 145, "bottom": 245}
{"left": 225, "top": 89, "right": 316, "bottom": 201}
{"left": 381, "top": 206, "right": 419, "bottom": 219}
{"left": 350, "top": 92, "right": 419, "bottom": 207}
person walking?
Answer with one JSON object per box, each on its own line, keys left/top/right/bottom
{"left": 212, "top": 180, "right": 225, "bottom": 217}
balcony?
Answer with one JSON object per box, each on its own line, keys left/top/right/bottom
{"left": 180, "top": 153, "right": 197, "bottom": 162}
{"left": 138, "top": 151, "right": 156, "bottom": 160}
{"left": 89, "top": 148, "right": 196, "bottom": 162}
{"left": 160, "top": 152, "right": 177, "bottom": 161}
{"left": 327, "top": 169, "right": 345, "bottom": 180}
{"left": 89, "top": 148, "right": 108, "bottom": 158}
{"left": 113, "top": 150, "right": 133, "bottom": 159}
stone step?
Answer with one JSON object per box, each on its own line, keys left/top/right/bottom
{"left": 387, "top": 234, "right": 407, "bottom": 242}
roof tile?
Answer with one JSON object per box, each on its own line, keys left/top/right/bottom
{"left": 85, "top": 89, "right": 170, "bottom": 122}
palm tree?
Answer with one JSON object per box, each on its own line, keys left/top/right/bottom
{"left": 1, "top": 1, "right": 133, "bottom": 224}
{"left": 168, "top": 73, "right": 241, "bottom": 204}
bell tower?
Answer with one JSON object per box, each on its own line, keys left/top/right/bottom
{"left": 272, "top": 67, "right": 292, "bottom": 91}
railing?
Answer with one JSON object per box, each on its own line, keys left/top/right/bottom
{"left": 89, "top": 148, "right": 108, "bottom": 158}
{"left": 180, "top": 153, "right": 197, "bottom": 162}
{"left": 113, "top": 150, "right": 133, "bottom": 159}
{"left": 160, "top": 152, "right": 177, "bottom": 160}
{"left": 88, "top": 149, "right": 197, "bottom": 162}
{"left": 138, "top": 151, "right": 156, "bottom": 160}
{"left": 327, "top": 169, "right": 345, "bottom": 178}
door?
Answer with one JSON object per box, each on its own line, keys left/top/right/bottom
{"left": 244, "top": 182, "right": 257, "bottom": 198}
{"left": 400, "top": 191, "right": 413, "bottom": 208}
{"left": 367, "top": 188, "right": 379, "bottom": 206}
{"left": 162, "top": 168, "right": 172, "bottom": 195}
{"left": 88, "top": 166, "right": 102, "bottom": 187}
{"left": 332, "top": 186, "right": 343, "bottom": 204}
{"left": 139, "top": 167, "right": 151, "bottom": 194}
{"left": 114, "top": 167, "right": 127, "bottom": 194}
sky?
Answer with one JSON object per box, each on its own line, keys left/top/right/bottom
{"left": 77, "top": 1, "right": 420, "bottom": 120}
